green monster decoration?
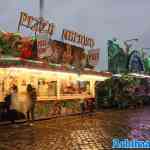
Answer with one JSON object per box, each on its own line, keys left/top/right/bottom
{"left": 107, "top": 38, "right": 148, "bottom": 74}
{"left": 141, "top": 48, "right": 150, "bottom": 73}
{"left": 144, "top": 57, "right": 150, "bottom": 73}
{"left": 108, "top": 38, "right": 128, "bottom": 73}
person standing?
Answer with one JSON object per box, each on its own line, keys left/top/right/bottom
{"left": 4, "top": 91, "right": 11, "bottom": 113}
{"left": 88, "top": 98, "right": 95, "bottom": 115}
{"left": 26, "top": 84, "right": 37, "bottom": 125}
{"left": 9, "top": 85, "right": 20, "bottom": 126}
{"left": 11, "top": 85, "right": 21, "bottom": 111}
{"left": 1, "top": 91, "right": 11, "bottom": 121}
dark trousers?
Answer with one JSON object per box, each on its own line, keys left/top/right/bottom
{"left": 80, "top": 103, "right": 85, "bottom": 114}
{"left": 27, "top": 104, "right": 35, "bottom": 121}
{"left": 8, "top": 109, "right": 18, "bottom": 124}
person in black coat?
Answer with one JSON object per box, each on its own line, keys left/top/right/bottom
{"left": 5, "top": 86, "right": 18, "bottom": 124}
{"left": 0, "top": 93, "right": 11, "bottom": 121}
{"left": 4, "top": 93, "right": 11, "bottom": 113}
{"left": 27, "top": 84, "right": 37, "bottom": 124}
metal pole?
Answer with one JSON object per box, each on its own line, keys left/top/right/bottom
{"left": 125, "top": 38, "right": 139, "bottom": 43}
{"left": 124, "top": 38, "right": 139, "bottom": 53}
{"left": 142, "top": 48, "right": 150, "bottom": 50}
{"left": 40, "top": 0, "right": 44, "bottom": 18}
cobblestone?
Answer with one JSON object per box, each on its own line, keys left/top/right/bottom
{"left": 0, "top": 107, "right": 150, "bottom": 150}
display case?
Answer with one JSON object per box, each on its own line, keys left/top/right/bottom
{"left": 60, "top": 80, "right": 90, "bottom": 95}
{"left": 37, "top": 79, "right": 57, "bottom": 100}
{"left": 0, "top": 67, "right": 110, "bottom": 102}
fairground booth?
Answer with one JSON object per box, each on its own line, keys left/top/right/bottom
{"left": 0, "top": 12, "right": 111, "bottom": 120}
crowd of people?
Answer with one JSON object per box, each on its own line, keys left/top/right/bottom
{"left": 3, "top": 84, "right": 37, "bottom": 126}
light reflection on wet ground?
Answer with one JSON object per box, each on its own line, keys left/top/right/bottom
{"left": 0, "top": 107, "right": 150, "bottom": 149}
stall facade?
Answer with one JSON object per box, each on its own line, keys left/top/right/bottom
{"left": 0, "top": 59, "right": 111, "bottom": 119}
{"left": 0, "top": 29, "right": 111, "bottom": 120}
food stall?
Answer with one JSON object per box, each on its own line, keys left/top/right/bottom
{"left": 0, "top": 59, "right": 111, "bottom": 119}
{"left": 0, "top": 30, "right": 111, "bottom": 120}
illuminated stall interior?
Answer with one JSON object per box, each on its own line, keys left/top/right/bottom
{"left": 0, "top": 67, "right": 110, "bottom": 102}
{"left": 0, "top": 29, "right": 111, "bottom": 103}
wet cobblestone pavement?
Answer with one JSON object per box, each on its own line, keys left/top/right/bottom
{"left": 0, "top": 107, "right": 150, "bottom": 150}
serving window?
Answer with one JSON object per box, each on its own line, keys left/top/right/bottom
{"left": 0, "top": 68, "right": 99, "bottom": 101}
{"left": 78, "top": 81, "right": 90, "bottom": 95}
{"left": 60, "top": 80, "right": 79, "bottom": 95}
{"left": 60, "top": 79, "right": 91, "bottom": 96}
{"left": 37, "top": 79, "right": 57, "bottom": 97}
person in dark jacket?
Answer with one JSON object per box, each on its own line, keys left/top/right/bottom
{"left": 4, "top": 92, "right": 11, "bottom": 113}
{"left": 87, "top": 98, "right": 95, "bottom": 115}
{"left": 26, "top": 84, "right": 37, "bottom": 125}
{"left": 80, "top": 99, "right": 85, "bottom": 116}
{"left": 1, "top": 92, "right": 11, "bottom": 121}
{"left": 4, "top": 87, "right": 18, "bottom": 125}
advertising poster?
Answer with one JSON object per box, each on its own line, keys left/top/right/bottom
{"left": 88, "top": 48, "right": 100, "bottom": 66}
{"left": 39, "top": 40, "right": 86, "bottom": 69}
{"left": 37, "top": 33, "right": 49, "bottom": 58}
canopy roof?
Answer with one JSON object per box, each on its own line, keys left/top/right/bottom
{"left": 0, "top": 56, "right": 111, "bottom": 78}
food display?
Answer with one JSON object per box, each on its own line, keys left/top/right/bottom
{"left": 60, "top": 80, "right": 90, "bottom": 95}
{"left": 0, "top": 66, "right": 110, "bottom": 102}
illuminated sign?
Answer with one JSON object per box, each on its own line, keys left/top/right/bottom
{"left": 37, "top": 33, "right": 49, "bottom": 58}
{"left": 18, "top": 12, "right": 55, "bottom": 36}
{"left": 62, "top": 29, "right": 95, "bottom": 48}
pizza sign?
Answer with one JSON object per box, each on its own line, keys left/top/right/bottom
{"left": 18, "top": 12, "right": 55, "bottom": 36}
